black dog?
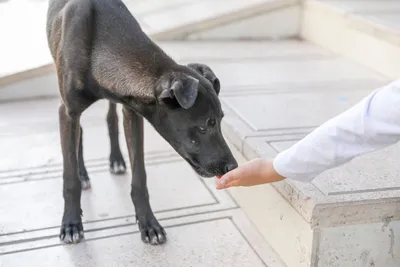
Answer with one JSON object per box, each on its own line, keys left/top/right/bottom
{"left": 46, "top": 0, "right": 238, "bottom": 245}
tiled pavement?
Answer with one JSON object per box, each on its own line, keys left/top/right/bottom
{"left": 2, "top": 1, "right": 400, "bottom": 266}
{"left": 0, "top": 96, "right": 285, "bottom": 267}
{"left": 0, "top": 38, "right": 394, "bottom": 266}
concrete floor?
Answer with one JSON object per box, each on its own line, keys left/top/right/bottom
{"left": 2, "top": 0, "right": 399, "bottom": 257}
{"left": 0, "top": 38, "right": 392, "bottom": 266}
{"left": 0, "top": 97, "right": 285, "bottom": 267}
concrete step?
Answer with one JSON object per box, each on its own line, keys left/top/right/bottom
{"left": 116, "top": 40, "right": 397, "bottom": 267}
{"left": 135, "top": 0, "right": 300, "bottom": 41}
{"left": 202, "top": 40, "right": 397, "bottom": 267}
{"left": 1, "top": 0, "right": 399, "bottom": 265}
{"left": 0, "top": 97, "right": 286, "bottom": 267}
{"left": 0, "top": 0, "right": 297, "bottom": 90}
{"left": 2, "top": 39, "right": 399, "bottom": 266}
{"left": 300, "top": 0, "right": 400, "bottom": 80}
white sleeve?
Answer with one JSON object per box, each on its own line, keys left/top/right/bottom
{"left": 273, "top": 80, "right": 400, "bottom": 182}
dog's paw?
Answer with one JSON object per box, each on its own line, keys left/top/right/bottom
{"left": 137, "top": 214, "right": 167, "bottom": 245}
{"left": 79, "top": 172, "right": 91, "bottom": 190}
{"left": 109, "top": 154, "right": 126, "bottom": 175}
{"left": 59, "top": 221, "right": 84, "bottom": 244}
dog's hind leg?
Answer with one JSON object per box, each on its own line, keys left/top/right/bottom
{"left": 107, "top": 101, "right": 126, "bottom": 174}
{"left": 123, "top": 106, "right": 166, "bottom": 245}
{"left": 77, "top": 126, "right": 91, "bottom": 190}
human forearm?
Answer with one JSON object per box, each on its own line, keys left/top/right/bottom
{"left": 273, "top": 80, "right": 400, "bottom": 182}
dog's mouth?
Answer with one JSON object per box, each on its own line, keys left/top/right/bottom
{"left": 186, "top": 158, "right": 215, "bottom": 178}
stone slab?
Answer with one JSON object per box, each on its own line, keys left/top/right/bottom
{"left": 318, "top": 1, "right": 400, "bottom": 13}
{"left": 194, "top": 58, "right": 385, "bottom": 90}
{"left": 209, "top": 40, "right": 400, "bottom": 227}
{"left": 301, "top": 0, "right": 400, "bottom": 80}
{"left": 0, "top": 210, "right": 286, "bottom": 267}
{"left": 0, "top": 0, "right": 289, "bottom": 84}
{"left": 225, "top": 111, "right": 400, "bottom": 266}
{"left": 0, "top": 121, "right": 172, "bottom": 171}
{"left": 0, "top": 41, "right": 386, "bottom": 101}
{"left": 271, "top": 140, "right": 400, "bottom": 196}
{"left": 187, "top": 5, "right": 301, "bottom": 40}
{"left": 320, "top": 0, "right": 400, "bottom": 33}
{"left": 140, "top": 0, "right": 267, "bottom": 33}
{"left": 197, "top": 59, "right": 380, "bottom": 92}
{"left": 0, "top": 71, "right": 57, "bottom": 100}
{"left": 0, "top": 99, "right": 173, "bottom": 171}
{"left": 0, "top": 161, "right": 217, "bottom": 234}
{"left": 317, "top": 220, "right": 400, "bottom": 267}
{"left": 238, "top": 136, "right": 400, "bottom": 267}
{"left": 228, "top": 125, "right": 400, "bottom": 227}
{"left": 124, "top": 0, "right": 196, "bottom": 17}
{"left": 363, "top": 13, "right": 400, "bottom": 33}
{"left": 161, "top": 40, "right": 333, "bottom": 62}
{"left": 0, "top": 40, "right": 336, "bottom": 100}
{"left": 223, "top": 88, "right": 376, "bottom": 131}
{"left": 226, "top": 142, "right": 315, "bottom": 267}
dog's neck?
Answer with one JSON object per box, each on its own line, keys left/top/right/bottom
{"left": 92, "top": 44, "right": 177, "bottom": 102}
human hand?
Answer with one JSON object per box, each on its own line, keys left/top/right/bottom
{"left": 216, "top": 158, "right": 285, "bottom": 189}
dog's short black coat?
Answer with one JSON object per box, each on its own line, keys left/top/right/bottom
{"left": 46, "top": 0, "right": 238, "bottom": 245}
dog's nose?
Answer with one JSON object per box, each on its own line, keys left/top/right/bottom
{"left": 224, "top": 163, "right": 238, "bottom": 174}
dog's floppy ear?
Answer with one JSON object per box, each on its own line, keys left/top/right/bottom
{"left": 187, "top": 63, "right": 220, "bottom": 95}
{"left": 158, "top": 74, "right": 199, "bottom": 109}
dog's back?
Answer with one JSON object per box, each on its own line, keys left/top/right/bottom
{"left": 46, "top": 0, "right": 162, "bottom": 60}
{"left": 46, "top": 0, "right": 173, "bottom": 99}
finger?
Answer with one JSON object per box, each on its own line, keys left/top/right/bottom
{"left": 217, "top": 178, "right": 240, "bottom": 190}
{"left": 216, "top": 173, "right": 236, "bottom": 189}
{"left": 216, "top": 170, "right": 243, "bottom": 189}
{"left": 216, "top": 179, "right": 240, "bottom": 189}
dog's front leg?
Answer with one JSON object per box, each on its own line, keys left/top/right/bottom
{"left": 122, "top": 106, "right": 166, "bottom": 245}
{"left": 59, "top": 104, "right": 84, "bottom": 244}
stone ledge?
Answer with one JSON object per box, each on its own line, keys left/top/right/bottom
{"left": 226, "top": 125, "right": 400, "bottom": 267}
{"left": 221, "top": 91, "right": 400, "bottom": 228}
{"left": 301, "top": 0, "right": 400, "bottom": 80}
{"left": 149, "top": 0, "right": 300, "bottom": 40}
{"left": 311, "top": 1, "right": 400, "bottom": 47}
{"left": 220, "top": 75, "right": 400, "bottom": 265}
{"left": 226, "top": 140, "right": 315, "bottom": 267}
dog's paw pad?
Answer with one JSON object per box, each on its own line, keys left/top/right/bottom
{"left": 60, "top": 222, "right": 84, "bottom": 244}
{"left": 109, "top": 160, "right": 126, "bottom": 175}
{"left": 138, "top": 215, "right": 167, "bottom": 246}
{"left": 142, "top": 227, "right": 166, "bottom": 245}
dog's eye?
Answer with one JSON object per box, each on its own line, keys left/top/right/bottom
{"left": 207, "top": 118, "right": 216, "bottom": 127}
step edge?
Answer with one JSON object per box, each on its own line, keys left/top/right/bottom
{"left": 150, "top": 0, "right": 300, "bottom": 40}
{"left": 0, "top": 0, "right": 299, "bottom": 91}
{"left": 305, "top": 0, "right": 400, "bottom": 46}
{"left": 221, "top": 104, "right": 400, "bottom": 229}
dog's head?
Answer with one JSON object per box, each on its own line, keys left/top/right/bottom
{"left": 145, "top": 63, "right": 238, "bottom": 177}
